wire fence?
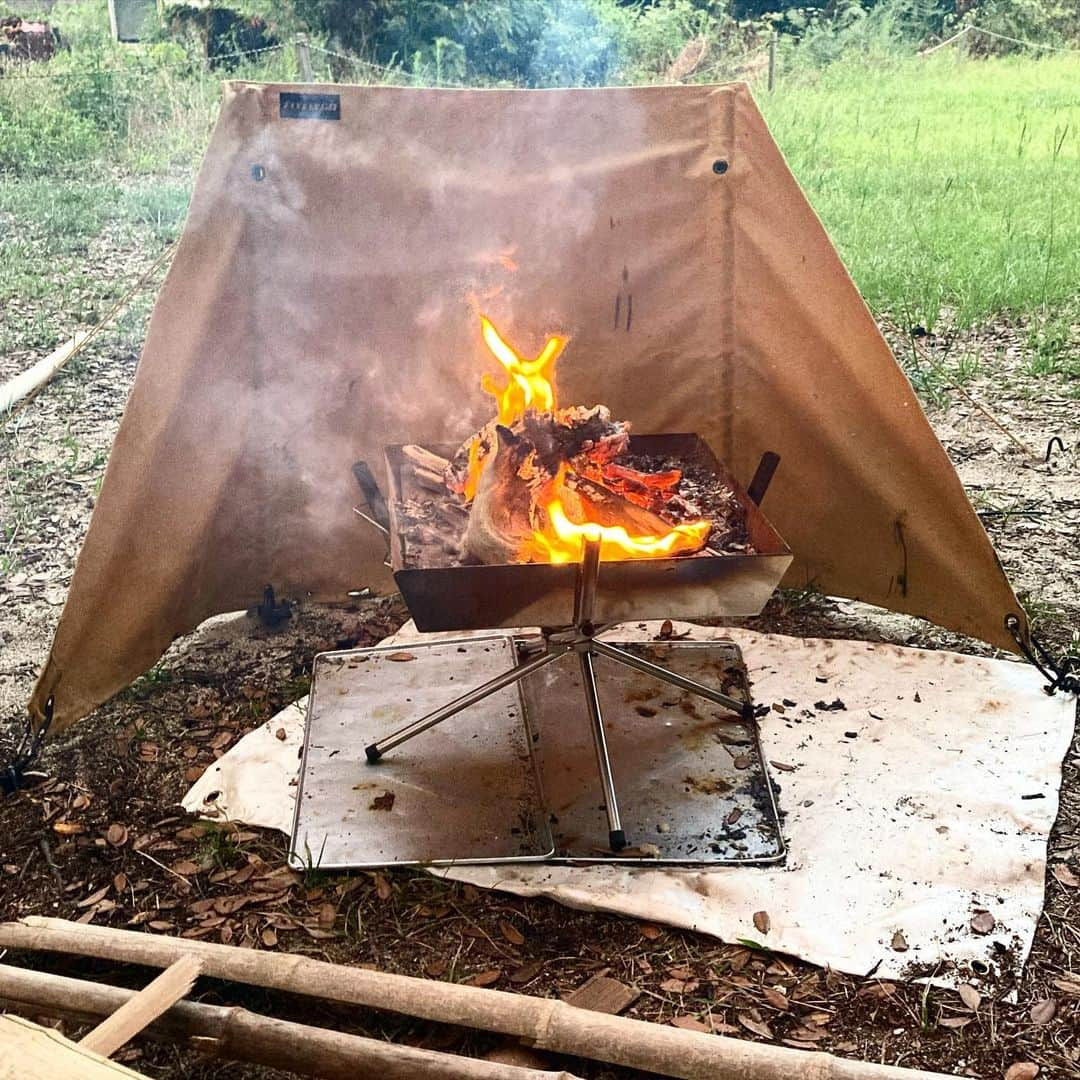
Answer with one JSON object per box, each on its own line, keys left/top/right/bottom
{"left": 2, "top": 23, "right": 1075, "bottom": 93}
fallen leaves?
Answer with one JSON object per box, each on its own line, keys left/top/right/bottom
{"left": 737, "top": 1013, "right": 774, "bottom": 1040}
{"left": 752, "top": 911, "right": 771, "bottom": 935}
{"left": 671, "top": 1015, "right": 711, "bottom": 1032}
{"left": 1029, "top": 999, "right": 1056, "bottom": 1025}
{"left": 386, "top": 652, "right": 416, "bottom": 662}
{"left": 52, "top": 821, "right": 85, "bottom": 836}
{"left": 957, "top": 984, "right": 981, "bottom": 1012}
{"left": 970, "top": 911, "right": 996, "bottom": 935}
{"left": 1051, "top": 863, "right": 1079, "bottom": 888}
{"left": 464, "top": 969, "right": 501, "bottom": 987}
{"left": 891, "top": 931, "right": 909, "bottom": 953}
{"left": 1004, "top": 1064, "right": 1039, "bottom": 1080}
{"left": 639, "top": 923, "right": 663, "bottom": 940}
{"left": 769, "top": 760, "right": 796, "bottom": 773}
{"left": 105, "top": 823, "right": 129, "bottom": 847}
{"left": 761, "top": 986, "right": 789, "bottom": 1011}
{"left": 499, "top": 920, "right": 525, "bottom": 946}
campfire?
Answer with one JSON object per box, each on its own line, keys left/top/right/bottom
{"left": 394, "top": 315, "right": 755, "bottom": 571}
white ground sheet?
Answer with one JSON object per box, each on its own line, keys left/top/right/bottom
{"left": 183, "top": 623, "right": 1076, "bottom": 985}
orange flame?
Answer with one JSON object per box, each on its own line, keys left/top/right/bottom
{"left": 464, "top": 316, "right": 567, "bottom": 499}
{"left": 479, "top": 315, "right": 566, "bottom": 425}
{"left": 462, "top": 316, "right": 711, "bottom": 564}
{"left": 527, "top": 468, "right": 712, "bottom": 565}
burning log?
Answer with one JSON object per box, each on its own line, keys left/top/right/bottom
{"left": 462, "top": 426, "right": 537, "bottom": 565}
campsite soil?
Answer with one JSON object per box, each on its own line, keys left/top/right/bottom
{"left": 0, "top": 315, "right": 1077, "bottom": 1079}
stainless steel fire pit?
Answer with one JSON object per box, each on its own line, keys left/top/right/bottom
{"left": 386, "top": 434, "right": 793, "bottom": 632}
{"left": 356, "top": 435, "right": 793, "bottom": 855}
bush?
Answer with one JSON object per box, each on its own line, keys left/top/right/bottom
{"left": 0, "top": 81, "right": 100, "bottom": 175}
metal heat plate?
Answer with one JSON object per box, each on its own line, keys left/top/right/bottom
{"left": 522, "top": 639, "right": 785, "bottom": 864}
{"left": 289, "top": 636, "right": 553, "bottom": 869}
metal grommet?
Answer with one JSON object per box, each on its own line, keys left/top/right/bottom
{"left": 251, "top": 164, "right": 266, "bottom": 182}
{"left": 712, "top": 159, "right": 729, "bottom": 175}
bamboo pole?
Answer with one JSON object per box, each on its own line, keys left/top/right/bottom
{"left": 0, "top": 917, "right": 956, "bottom": 1080}
{"left": 0, "top": 964, "right": 578, "bottom": 1080}
{"left": 0, "top": 332, "right": 91, "bottom": 415}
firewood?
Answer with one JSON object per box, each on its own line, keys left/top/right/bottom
{"left": 402, "top": 444, "right": 452, "bottom": 475}
{"left": 562, "top": 473, "right": 689, "bottom": 539}
{"left": 462, "top": 426, "right": 536, "bottom": 565}
{"left": 0, "top": 918, "right": 958, "bottom": 1080}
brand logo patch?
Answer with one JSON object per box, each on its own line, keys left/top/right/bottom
{"left": 279, "top": 92, "right": 340, "bottom": 121}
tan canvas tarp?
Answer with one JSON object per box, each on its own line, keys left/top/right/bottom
{"left": 30, "top": 81, "right": 1026, "bottom": 733}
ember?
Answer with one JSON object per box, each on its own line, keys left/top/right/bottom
{"left": 426, "top": 316, "right": 746, "bottom": 567}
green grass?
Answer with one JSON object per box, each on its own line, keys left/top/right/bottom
{"left": 762, "top": 53, "right": 1080, "bottom": 331}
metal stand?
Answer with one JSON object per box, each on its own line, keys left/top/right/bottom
{"left": 365, "top": 538, "right": 754, "bottom": 852}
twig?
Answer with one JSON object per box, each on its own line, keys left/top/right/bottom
{"left": 910, "top": 339, "right": 1037, "bottom": 460}
{"left": 37, "top": 837, "right": 62, "bottom": 888}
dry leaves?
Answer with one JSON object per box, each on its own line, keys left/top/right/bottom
{"left": 1029, "top": 999, "right": 1056, "bottom": 1025}
{"left": 639, "top": 924, "right": 663, "bottom": 940}
{"left": 499, "top": 920, "right": 525, "bottom": 946}
{"left": 737, "top": 1013, "right": 774, "bottom": 1040}
{"left": 465, "top": 969, "right": 501, "bottom": 987}
{"left": 671, "top": 1015, "right": 712, "bottom": 1032}
{"left": 891, "top": 931, "right": 908, "bottom": 953}
{"left": 52, "top": 821, "right": 85, "bottom": 836}
{"left": 386, "top": 652, "right": 416, "bottom": 662}
{"left": 373, "top": 872, "right": 392, "bottom": 901}
{"left": 769, "top": 761, "right": 796, "bottom": 773}
{"left": 752, "top": 911, "right": 771, "bottom": 934}
{"left": 957, "top": 984, "right": 981, "bottom": 1012}
{"left": 106, "top": 823, "right": 129, "bottom": 847}
{"left": 1051, "top": 864, "right": 1079, "bottom": 888}
{"left": 970, "top": 911, "right": 995, "bottom": 935}
{"left": 1004, "top": 1063, "right": 1039, "bottom": 1080}
{"left": 762, "top": 987, "right": 789, "bottom": 1011}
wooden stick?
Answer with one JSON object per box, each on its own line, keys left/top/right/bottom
{"left": 0, "top": 918, "right": 956, "bottom": 1080}
{"left": 0, "top": 332, "right": 91, "bottom": 415}
{"left": 0, "top": 964, "right": 578, "bottom": 1080}
{"left": 0, "top": 1014, "right": 148, "bottom": 1078}
{"left": 80, "top": 955, "right": 202, "bottom": 1057}
{"left": 402, "top": 444, "right": 452, "bottom": 474}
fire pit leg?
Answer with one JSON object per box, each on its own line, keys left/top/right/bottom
{"left": 364, "top": 646, "right": 568, "bottom": 763}
{"left": 590, "top": 638, "right": 754, "bottom": 721}
{"left": 578, "top": 648, "right": 626, "bottom": 852}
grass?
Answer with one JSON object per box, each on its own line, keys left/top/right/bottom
{"left": 762, "top": 52, "right": 1080, "bottom": 332}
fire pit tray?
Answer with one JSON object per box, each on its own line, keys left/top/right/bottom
{"left": 524, "top": 637, "right": 784, "bottom": 864}
{"left": 290, "top": 633, "right": 783, "bottom": 869}
{"left": 289, "top": 635, "right": 554, "bottom": 869}
{"left": 386, "top": 433, "right": 793, "bottom": 633}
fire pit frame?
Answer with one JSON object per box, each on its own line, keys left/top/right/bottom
{"left": 386, "top": 434, "right": 793, "bottom": 633}
{"left": 364, "top": 446, "right": 788, "bottom": 852}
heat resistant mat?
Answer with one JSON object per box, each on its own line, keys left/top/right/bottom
{"left": 289, "top": 635, "right": 553, "bottom": 869}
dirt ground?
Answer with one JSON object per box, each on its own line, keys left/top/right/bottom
{"left": 0, "top": 313, "right": 1077, "bottom": 1079}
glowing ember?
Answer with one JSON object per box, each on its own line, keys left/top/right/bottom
{"left": 529, "top": 492, "right": 713, "bottom": 564}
